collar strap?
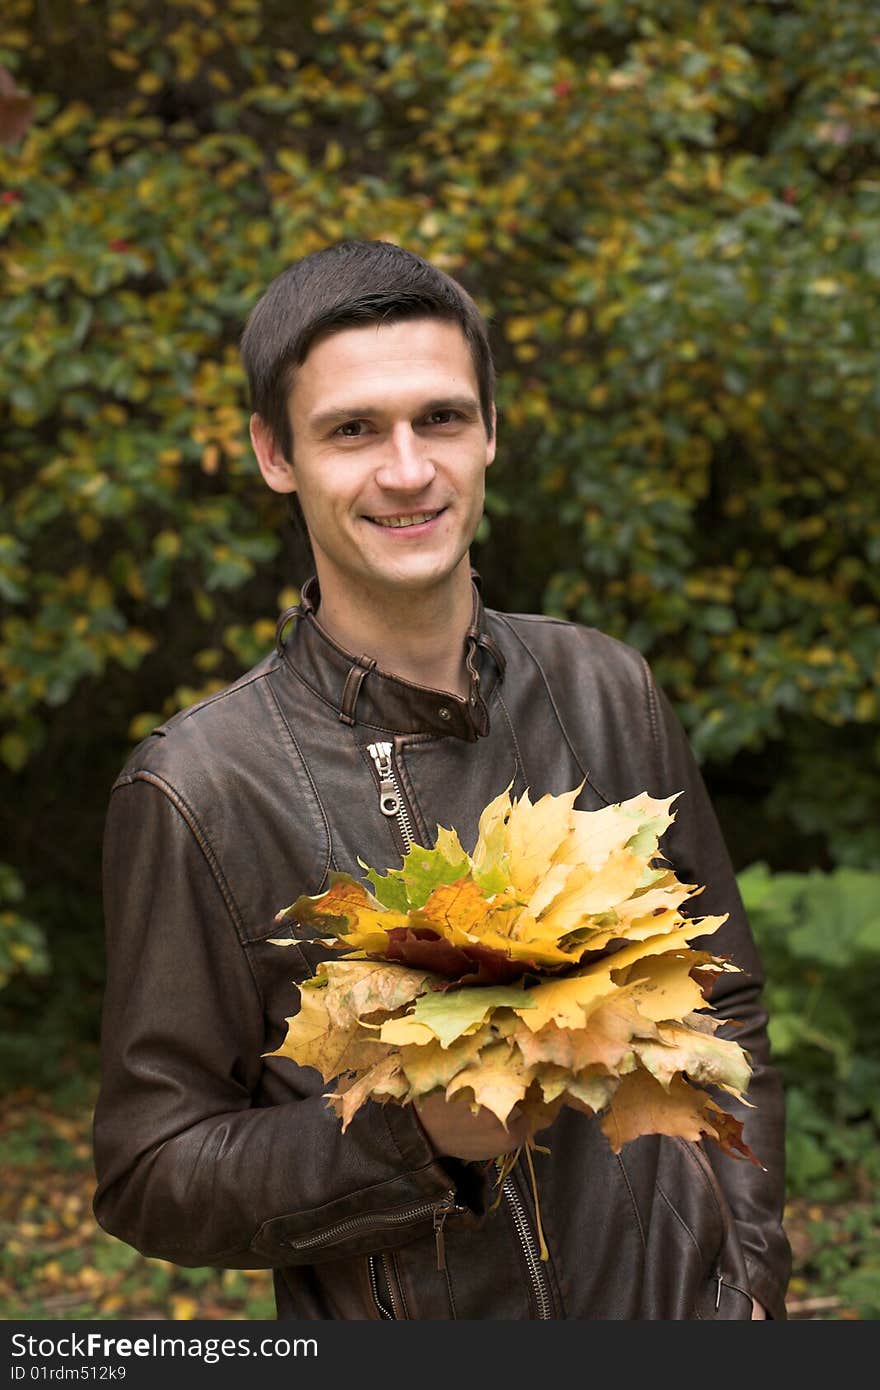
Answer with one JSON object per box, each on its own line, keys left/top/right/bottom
{"left": 275, "top": 604, "right": 301, "bottom": 654}
{"left": 474, "top": 630, "right": 506, "bottom": 677}
{"left": 278, "top": 573, "right": 502, "bottom": 741}
{"left": 339, "top": 654, "right": 378, "bottom": 726}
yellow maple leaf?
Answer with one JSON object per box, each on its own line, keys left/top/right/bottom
{"left": 634, "top": 1021, "right": 752, "bottom": 1098}
{"left": 414, "top": 881, "right": 579, "bottom": 967}
{"left": 378, "top": 1015, "right": 437, "bottom": 1048}
{"left": 277, "top": 875, "right": 409, "bottom": 950}
{"left": 621, "top": 951, "right": 710, "bottom": 1022}
{"left": 413, "top": 877, "right": 510, "bottom": 946}
{"left": 556, "top": 1068, "right": 622, "bottom": 1113}
{"left": 501, "top": 786, "right": 581, "bottom": 897}
{"left": 611, "top": 869, "right": 696, "bottom": 926}
{"left": 600, "top": 1069, "right": 721, "bottom": 1152}
{"left": 266, "top": 985, "right": 384, "bottom": 1081}
{"left": 516, "top": 961, "right": 623, "bottom": 1032}
{"left": 434, "top": 824, "right": 469, "bottom": 864}
{"left": 321, "top": 959, "right": 431, "bottom": 1025}
{"left": 330, "top": 1054, "right": 408, "bottom": 1129}
{"left": 524, "top": 847, "right": 650, "bottom": 935}
{"left": 513, "top": 997, "right": 657, "bottom": 1072}
{"left": 397, "top": 1030, "right": 489, "bottom": 1093}
{"left": 446, "top": 1042, "right": 530, "bottom": 1124}
{"left": 266, "top": 959, "right": 429, "bottom": 1079}
{"left": 469, "top": 791, "right": 513, "bottom": 892}
{"left": 562, "top": 791, "right": 678, "bottom": 871}
{"left": 603, "top": 917, "right": 728, "bottom": 976}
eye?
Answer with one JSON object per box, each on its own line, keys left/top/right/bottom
{"left": 335, "top": 420, "right": 369, "bottom": 438}
{"left": 424, "top": 409, "right": 460, "bottom": 426}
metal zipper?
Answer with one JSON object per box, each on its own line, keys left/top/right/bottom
{"left": 500, "top": 1168, "right": 553, "bottom": 1319}
{"left": 281, "top": 1191, "right": 458, "bottom": 1253}
{"left": 367, "top": 740, "right": 416, "bottom": 851}
{"left": 369, "top": 1214, "right": 458, "bottom": 1319}
{"left": 368, "top": 1253, "right": 397, "bottom": 1319}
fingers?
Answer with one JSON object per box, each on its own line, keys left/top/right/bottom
{"left": 414, "top": 1093, "right": 534, "bottom": 1161}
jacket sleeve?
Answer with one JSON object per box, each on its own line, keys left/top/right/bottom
{"left": 92, "top": 776, "right": 463, "bottom": 1270}
{"left": 648, "top": 672, "right": 792, "bottom": 1320}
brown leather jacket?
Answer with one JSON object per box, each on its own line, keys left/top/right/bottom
{"left": 93, "top": 576, "right": 792, "bottom": 1320}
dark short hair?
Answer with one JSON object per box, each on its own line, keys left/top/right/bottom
{"left": 240, "top": 239, "right": 496, "bottom": 460}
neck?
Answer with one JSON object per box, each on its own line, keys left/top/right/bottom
{"left": 311, "top": 565, "right": 475, "bottom": 699}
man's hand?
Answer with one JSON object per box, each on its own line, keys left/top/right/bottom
{"left": 751, "top": 1299, "right": 767, "bottom": 1319}
{"left": 415, "top": 1093, "right": 535, "bottom": 1162}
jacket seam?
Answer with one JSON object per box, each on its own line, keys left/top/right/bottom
{"left": 615, "top": 1154, "right": 647, "bottom": 1252}
{"left": 659, "top": 1175, "right": 756, "bottom": 1321}
{"left": 655, "top": 1180, "right": 702, "bottom": 1254}
{"left": 491, "top": 610, "right": 582, "bottom": 629}
{"left": 383, "top": 1106, "right": 422, "bottom": 1169}
{"left": 668, "top": 1138, "right": 751, "bottom": 1312}
{"left": 264, "top": 679, "right": 334, "bottom": 897}
{"left": 671, "top": 1138, "right": 725, "bottom": 1225}
{"left": 638, "top": 653, "right": 663, "bottom": 781}
{"left": 160, "top": 663, "right": 278, "bottom": 727}
{"left": 111, "top": 771, "right": 268, "bottom": 1019}
{"left": 490, "top": 613, "right": 613, "bottom": 803}
{"left": 493, "top": 689, "right": 526, "bottom": 790}
{"left": 124, "top": 772, "right": 244, "bottom": 933}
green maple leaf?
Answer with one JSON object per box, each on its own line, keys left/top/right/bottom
{"left": 362, "top": 825, "right": 470, "bottom": 910}
{"left": 409, "top": 983, "right": 535, "bottom": 1048}
{"left": 623, "top": 804, "right": 677, "bottom": 860}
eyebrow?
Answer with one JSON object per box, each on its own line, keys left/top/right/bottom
{"left": 308, "top": 395, "right": 481, "bottom": 433}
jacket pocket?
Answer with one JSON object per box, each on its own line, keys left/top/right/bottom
{"left": 695, "top": 1270, "right": 754, "bottom": 1320}
{"left": 367, "top": 1252, "right": 405, "bottom": 1319}
{"left": 368, "top": 1234, "right": 463, "bottom": 1320}
{"left": 675, "top": 1140, "right": 754, "bottom": 1320}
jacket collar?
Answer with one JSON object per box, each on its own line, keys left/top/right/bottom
{"left": 275, "top": 573, "right": 505, "bottom": 742}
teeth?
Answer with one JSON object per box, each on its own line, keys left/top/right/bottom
{"left": 371, "top": 511, "right": 438, "bottom": 528}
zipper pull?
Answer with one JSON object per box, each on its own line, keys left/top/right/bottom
{"left": 367, "top": 742, "right": 401, "bottom": 817}
{"left": 434, "top": 1206, "right": 448, "bottom": 1271}
{"left": 433, "top": 1192, "right": 457, "bottom": 1272}
{"left": 715, "top": 1273, "right": 724, "bottom": 1310}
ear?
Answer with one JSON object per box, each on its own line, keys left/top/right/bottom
{"left": 486, "top": 403, "right": 497, "bottom": 468}
{"left": 250, "top": 413, "right": 297, "bottom": 494}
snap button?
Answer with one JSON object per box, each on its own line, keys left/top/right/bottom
{"left": 438, "top": 706, "right": 451, "bottom": 720}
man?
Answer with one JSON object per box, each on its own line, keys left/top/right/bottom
{"left": 93, "top": 239, "right": 791, "bottom": 1320}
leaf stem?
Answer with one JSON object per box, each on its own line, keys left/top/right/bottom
{"left": 524, "top": 1137, "right": 549, "bottom": 1261}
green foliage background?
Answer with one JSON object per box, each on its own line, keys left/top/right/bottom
{"left": 1, "top": 0, "right": 879, "bottom": 1303}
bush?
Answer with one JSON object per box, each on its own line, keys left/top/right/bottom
{"left": 0, "top": 1, "right": 877, "bottom": 1020}
{"left": 739, "top": 861, "right": 880, "bottom": 1200}
{"left": 0, "top": 862, "right": 48, "bottom": 991}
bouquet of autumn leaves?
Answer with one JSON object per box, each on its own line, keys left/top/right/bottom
{"left": 269, "top": 785, "right": 759, "bottom": 1178}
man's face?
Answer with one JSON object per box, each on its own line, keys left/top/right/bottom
{"left": 253, "top": 317, "right": 495, "bottom": 608}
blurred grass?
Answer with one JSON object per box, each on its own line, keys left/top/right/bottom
{"left": 0, "top": 1073, "right": 274, "bottom": 1321}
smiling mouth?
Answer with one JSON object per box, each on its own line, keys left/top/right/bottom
{"left": 367, "top": 510, "right": 444, "bottom": 529}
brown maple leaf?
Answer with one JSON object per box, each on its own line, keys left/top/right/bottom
{"left": 379, "top": 926, "right": 541, "bottom": 987}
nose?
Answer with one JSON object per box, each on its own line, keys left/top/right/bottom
{"left": 375, "top": 424, "right": 436, "bottom": 491}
